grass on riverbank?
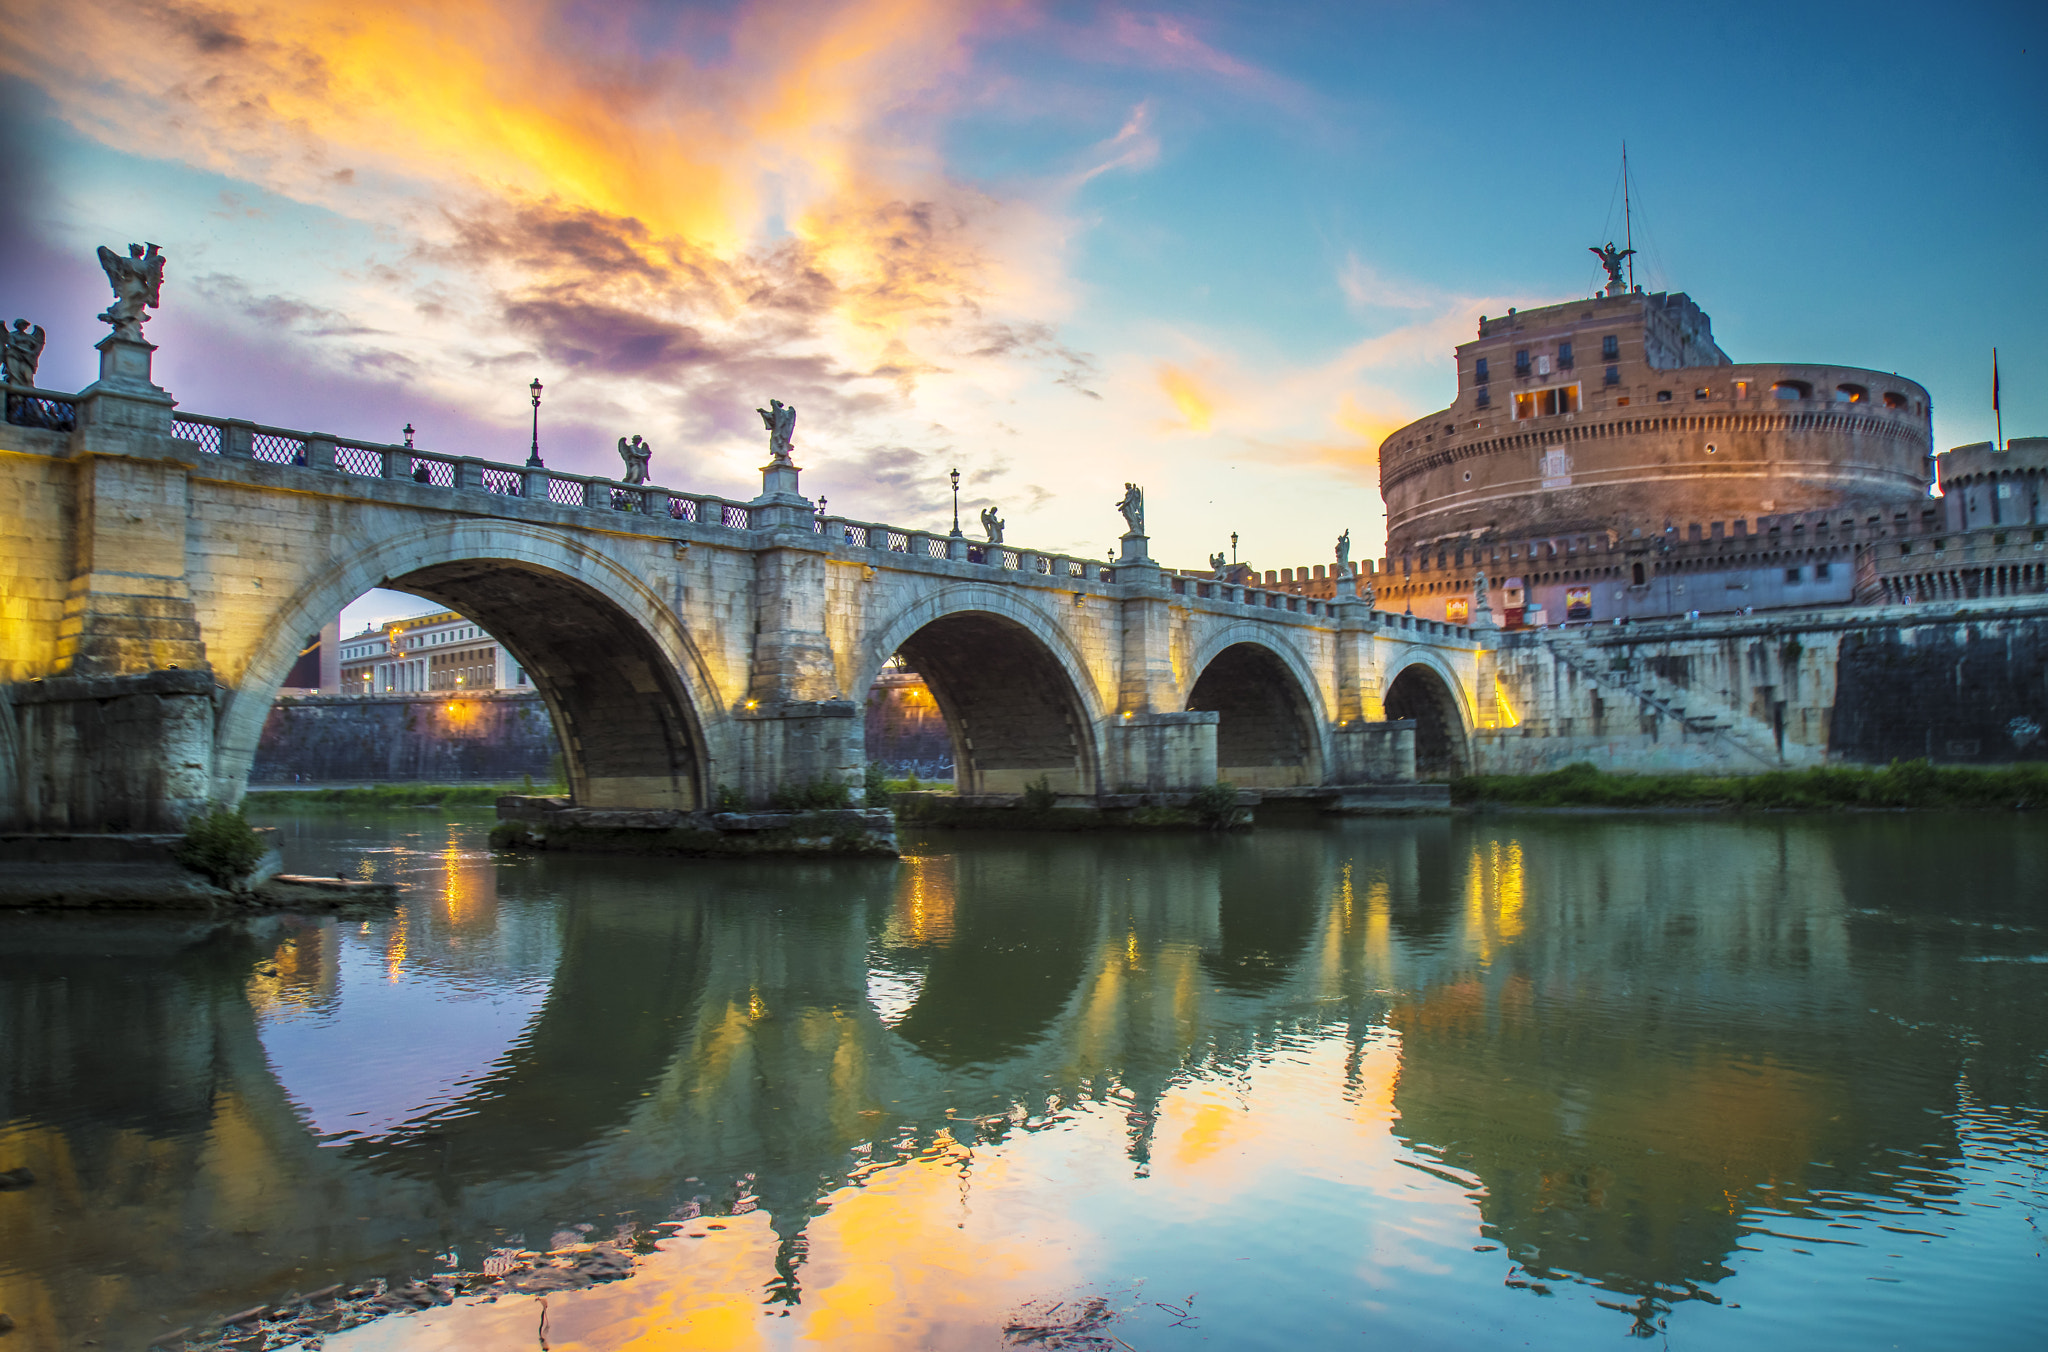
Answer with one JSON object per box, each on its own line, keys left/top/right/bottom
{"left": 1452, "top": 760, "right": 2048, "bottom": 810}
{"left": 242, "top": 782, "right": 565, "bottom": 809}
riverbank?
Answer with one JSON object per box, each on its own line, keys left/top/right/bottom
{"left": 1453, "top": 760, "right": 2048, "bottom": 810}
{"left": 242, "top": 782, "right": 563, "bottom": 809}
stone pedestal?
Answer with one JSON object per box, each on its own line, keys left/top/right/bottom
{"left": 1119, "top": 532, "right": 1150, "bottom": 564}
{"left": 79, "top": 336, "right": 174, "bottom": 441}
{"left": 947, "top": 530, "right": 970, "bottom": 561}
{"left": 749, "top": 460, "right": 813, "bottom": 530}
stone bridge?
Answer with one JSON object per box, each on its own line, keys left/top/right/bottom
{"left": 0, "top": 332, "right": 1485, "bottom": 831}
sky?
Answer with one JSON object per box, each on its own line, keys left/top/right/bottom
{"left": 3, "top": 0, "right": 2042, "bottom": 633}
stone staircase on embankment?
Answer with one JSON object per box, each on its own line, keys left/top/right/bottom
{"left": 1539, "top": 633, "right": 1785, "bottom": 770}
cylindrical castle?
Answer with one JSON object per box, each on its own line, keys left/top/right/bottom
{"left": 1378, "top": 289, "right": 1933, "bottom": 553}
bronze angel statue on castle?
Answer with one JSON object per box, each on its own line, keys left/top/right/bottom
{"left": 1589, "top": 241, "right": 1634, "bottom": 293}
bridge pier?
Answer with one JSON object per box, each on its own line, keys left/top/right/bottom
{"left": 1106, "top": 710, "right": 1219, "bottom": 792}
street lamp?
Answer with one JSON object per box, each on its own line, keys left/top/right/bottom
{"left": 1230, "top": 531, "right": 1239, "bottom": 565}
{"left": 949, "top": 467, "right": 962, "bottom": 536}
{"left": 526, "top": 377, "right": 544, "bottom": 467}
{"left": 403, "top": 423, "right": 415, "bottom": 449}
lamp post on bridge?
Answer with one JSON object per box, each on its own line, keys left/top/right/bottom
{"left": 949, "top": 468, "right": 961, "bottom": 536}
{"left": 526, "top": 377, "right": 544, "bottom": 468}
{"left": 1231, "top": 531, "right": 1238, "bottom": 565}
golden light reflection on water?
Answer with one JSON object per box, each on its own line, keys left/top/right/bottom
{"left": 885, "top": 853, "right": 956, "bottom": 948}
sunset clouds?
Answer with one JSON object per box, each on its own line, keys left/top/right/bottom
{"left": 8, "top": 1, "right": 2016, "bottom": 566}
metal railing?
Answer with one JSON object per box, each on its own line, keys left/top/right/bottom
{"left": 4, "top": 386, "right": 79, "bottom": 432}
{"left": 119, "top": 405, "right": 1364, "bottom": 613}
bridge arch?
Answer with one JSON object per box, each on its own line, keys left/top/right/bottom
{"left": 1184, "top": 628, "right": 1331, "bottom": 788}
{"left": 1382, "top": 655, "right": 1473, "bottom": 779}
{"left": 215, "top": 520, "right": 723, "bottom": 810}
{"left": 856, "top": 585, "right": 1107, "bottom": 795}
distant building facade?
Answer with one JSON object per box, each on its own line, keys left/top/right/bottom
{"left": 338, "top": 610, "right": 528, "bottom": 694}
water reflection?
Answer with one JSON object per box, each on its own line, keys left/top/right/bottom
{"left": 2, "top": 813, "right": 2045, "bottom": 1349}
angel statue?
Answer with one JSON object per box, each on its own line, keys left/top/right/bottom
{"left": 1115, "top": 482, "right": 1144, "bottom": 535}
{"left": 97, "top": 242, "right": 166, "bottom": 340}
{"left": 1589, "top": 241, "right": 1634, "bottom": 293}
{"left": 979, "top": 505, "right": 1005, "bottom": 544}
{"left": 616, "top": 434, "right": 652, "bottom": 485}
{"left": 1208, "top": 551, "right": 1228, "bottom": 579}
{"left": 4, "top": 319, "right": 46, "bottom": 387}
{"left": 756, "top": 398, "right": 797, "bottom": 464}
{"left": 1473, "top": 569, "right": 1490, "bottom": 608}
{"left": 1334, "top": 528, "right": 1352, "bottom": 577}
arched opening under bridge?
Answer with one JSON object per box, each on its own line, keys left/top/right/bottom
{"left": 1382, "top": 663, "right": 1469, "bottom": 779}
{"left": 1185, "top": 642, "right": 1320, "bottom": 787}
{"left": 887, "top": 612, "right": 1097, "bottom": 795}
{"left": 380, "top": 561, "right": 703, "bottom": 809}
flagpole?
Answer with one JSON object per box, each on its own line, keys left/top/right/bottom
{"left": 1993, "top": 347, "right": 2003, "bottom": 450}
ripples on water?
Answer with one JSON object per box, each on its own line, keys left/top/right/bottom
{"left": 2, "top": 812, "right": 2044, "bottom": 1350}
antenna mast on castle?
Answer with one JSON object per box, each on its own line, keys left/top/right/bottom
{"left": 1622, "top": 142, "right": 1635, "bottom": 293}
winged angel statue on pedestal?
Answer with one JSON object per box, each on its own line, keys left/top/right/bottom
{"left": 1115, "top": 483, "right": 1144, "bottom": 535}
{"left": 757, "top": 399, "right": 797, "bottom": 465}
{"left": 616, "top": 434, "right": 652, "bottom": 485}
{"left": 97, "top": 243, "right": 166, "bottom": 340}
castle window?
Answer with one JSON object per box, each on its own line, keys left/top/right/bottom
{"left": 1815, "top": 561, "right": 1832, "bottom": 580}
{"left": 1656, "top": 390, "right": 1673, "bottom": 402}
{"left": 1515, "top": 349, "right": 1530, "bottom": 375}
{"left": 1695, "top": 387, "right": 1709, "bottom": 400}
{"left": 1835, "top": 383, "right": 1867, "bottom": 402}
{"left": 1786, "top": 566, "right": 1803, "bottom": 583}
{"left": 1604, "top": 364, "right": 1620, "bottom": 386}
{"left": 1736, "top": 380, "right": 1750, "bottom": 399}
{"left": 1884, "top": 391, "right": 1907, "bottom": 409}
{"left": 1558, "top": 342, "right": 1574, "bottom": 370}
{"left": 1476, "top": 386, "right": 1490, "bottom": 408}
{"left": 1773, "top": 380, "right": 1811, "bottom": 400}
{"left": 1514, "top": 385, "right": 1580, "bottom": 420}
{"left": 1632, "top": 563, "right": 1646, "bottom": 585}
{"left": 1602, "top": 334, "right": 1619, "bottom": 360}
{"left": 1475, "top": 357, "right": 1489, "bottom": 384}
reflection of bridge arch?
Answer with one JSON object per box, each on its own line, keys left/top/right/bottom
{"left": 216, "top": 520, "right": 723, "bottom": 809}
{"left": 857, "top": 586, "right": 1108, "bottom": 795}
{"left": 342, "top": 895, "right": 713, "bottom": 1182}
{"left": 1185, "top": 630, "right": 1331, "bottom": 788}
{"left": 1383, "top": 657, "right": 1472, "bottom": 778}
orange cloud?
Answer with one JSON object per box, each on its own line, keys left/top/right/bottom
{"left": 1156, "top": 361, "right": 1218, "bottom": 432}
{"left": 3, "top": 0, "right": 1022, "bottom": 334}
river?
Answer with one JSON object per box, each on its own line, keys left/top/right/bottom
{"left": 3, "top": 810, "right": 2044, "bottom": 1350}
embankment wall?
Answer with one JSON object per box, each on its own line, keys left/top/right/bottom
{"left": 249, "top": 692, "right": 560, "bottom": 784}
{"left": 1471, "top": 598, "right": 2048, "bottom": 774}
